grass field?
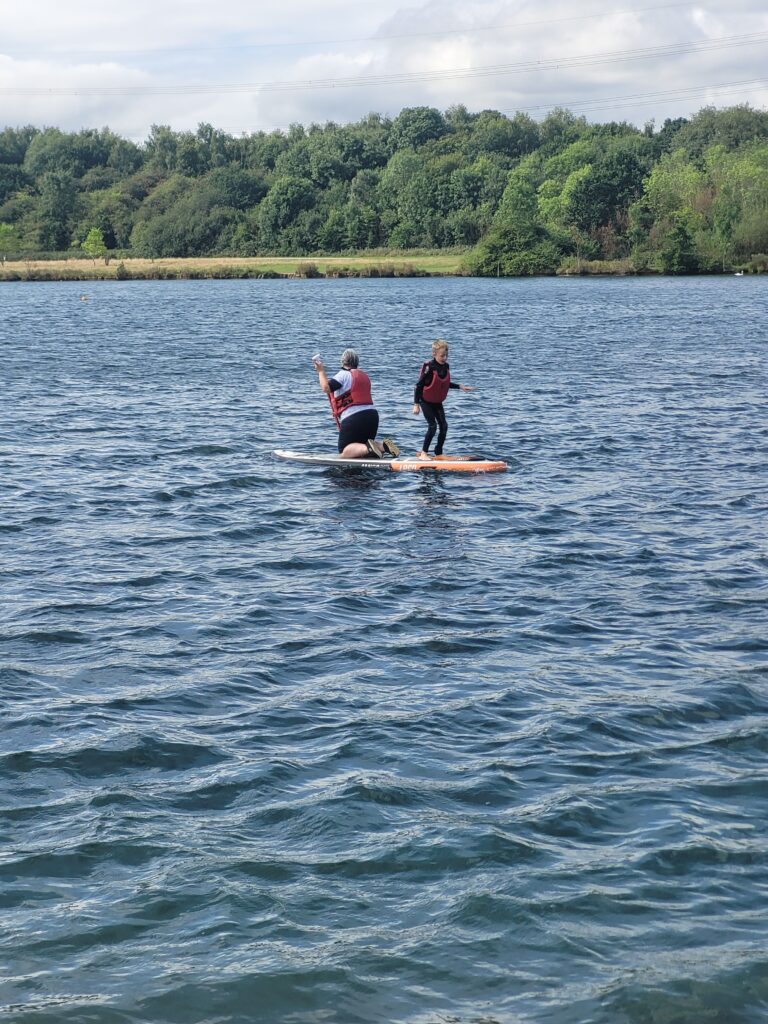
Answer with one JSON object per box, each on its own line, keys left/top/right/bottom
{"left": 0, "top": 252, "right": 470, "bottom": 281}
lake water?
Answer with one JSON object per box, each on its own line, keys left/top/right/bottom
{"left": 1, "top": 276, "right": 767, "bottom": 1024}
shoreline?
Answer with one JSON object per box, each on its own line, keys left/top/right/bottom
{"left": 0, "top": 255, "right": 760, "bottom": 282}
{"left": 0, "top": 254, "right": 466, "bottom": 282}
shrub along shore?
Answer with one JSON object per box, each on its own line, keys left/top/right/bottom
{"left": 2, "top": 252, "right": 765, "bottom": 282}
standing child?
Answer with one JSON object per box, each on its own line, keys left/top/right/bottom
{"left": 412, "top": 339, "right": 474, "bottom": 459}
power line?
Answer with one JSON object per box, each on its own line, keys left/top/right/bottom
{"left": 212, "top": 78, "right": 768, "bottom": 135}
{"left": 513, "top": 77, "right": 768, "bottom": 115}
{"left": 1, "top": 2, "right": 696, "bottom": 58}
{"left": 2, "top": 30, "right": 766, "bottom": 97}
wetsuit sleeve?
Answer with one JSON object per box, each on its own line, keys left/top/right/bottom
{"left": 414, "top": 365, "right": 432, "bottom": 403}
{"left": 449, "top": 381, "right": 460, "bottom": 390}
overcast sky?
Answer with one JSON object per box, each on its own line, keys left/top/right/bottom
{"left": 1, "top": 0, "right": 767, "bottom": 142}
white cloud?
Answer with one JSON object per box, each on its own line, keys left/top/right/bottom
{"left": 0, "top": 0, "right": 766, "bottom": 140}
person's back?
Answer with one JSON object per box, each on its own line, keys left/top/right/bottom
{"left": 313, "top": 347, "right": 399, "bottom": 459}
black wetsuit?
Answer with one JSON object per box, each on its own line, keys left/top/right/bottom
{"left": 414, "top": 359, "right": 461, "bottom": 456}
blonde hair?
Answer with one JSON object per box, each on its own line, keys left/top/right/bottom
{"left": 432, "top": 339, "right": 449, "bottom": 355}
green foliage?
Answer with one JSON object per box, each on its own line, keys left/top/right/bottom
{"left": 643, "top": 150, "right": 704, "bottom": 218}
{"left": 0, "top": 222, "right": 20, "bottom": 253}
{"left": 0, "top": 126, "right": 39, "bottom": 165}
{"left": 36, "top": 171, "right": 77, "bottom": 250}
{"left": 82, "top": 226, "right": 107, "bottom": 263}
{"left": 538, "top": 108, "right": 590, "bottom": 155}
{"left": 257, "top": 176, "right": 316, "bottom": 253}
{"left": 674, "top": 105, "right": 768, "bottom": 160}
{"left": 659, "top": 212, "right": 699, "bottom": 274}
{"left": 391, "top": 107, "right": 448, "bottom": 150}
{"left": 466, "top": 110, "right": 540, "bottom": 162}
{"left": 0, "top": 164, "right": 29, "bottom": 204}
{"left": 2, "top": 103, "right": 765, "bottom": 274}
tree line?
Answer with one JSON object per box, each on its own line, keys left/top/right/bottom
{"left": 1, "top": 103, "right": 767, "bottom": 274}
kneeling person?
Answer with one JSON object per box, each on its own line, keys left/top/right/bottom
{"left": 313, "top": 348, "right": 399, "bottom": 459}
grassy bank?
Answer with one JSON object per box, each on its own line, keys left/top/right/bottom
{"left": 0, "top": 252, "right": 469, "bottom": 282}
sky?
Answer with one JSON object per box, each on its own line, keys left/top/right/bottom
{"left": 1, "top": 0, "right": 767, "bottom": 142}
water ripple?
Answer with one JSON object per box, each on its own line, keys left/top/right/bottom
{"left": 1, "top": 277, "right": 767, "bottom": 1023}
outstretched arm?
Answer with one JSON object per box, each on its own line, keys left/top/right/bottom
{"left": 313, "top": 357, "right": 331, "bottom": 394}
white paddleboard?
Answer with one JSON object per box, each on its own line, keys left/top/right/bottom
{"left": 273, "top": 450, "right": 507, "bottom": 473}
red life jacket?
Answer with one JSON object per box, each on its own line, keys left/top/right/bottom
{"left": 420, "top": 361, "right": 450, "bottom": 403}
{"left": 330, "top": 369, "right": 373, "bottom": 421}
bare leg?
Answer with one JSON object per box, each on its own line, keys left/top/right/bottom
{"left": 340, "top": 441, "right": 382, "bottom": 459}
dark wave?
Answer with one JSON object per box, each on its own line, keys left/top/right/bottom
{"left": 1, "top": 277, "right": 767, "bottom": 1024}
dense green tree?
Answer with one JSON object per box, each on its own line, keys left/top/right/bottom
{"left": 659, "top": 212, "right": 699, "bottom": 273}
{"left": 343, "top": 202, "right": 380, "bottom": 249}
{"left": 674, "top": 105, "right": 768, "bottom": 160}
{"left": 82, "top": 226, "right": 107, "bottom": 263}
{"left": 0, "top": 221, "right": 20, "bottom": 253}
{"left": 568, "top": 147, "right": 647, "bottom": 234}
{"left": 470, "top": 159, "right": 564, "bottom": 274}
{"left": 467, "top": 110, "right": 540, "bottom": 162}
{"left": 0, "top": 192, "right": 37, "bottom": 246}
{"left": 23, "top": 128, "right": 117, "bottom": 179}
{"left": 346, "top": 113, "right": 392, "bottom": 169}
{"left": 538, "top": 108, "right": 590, "bottom": 155}
{"left": 652, "top": 116, "right": 688, "bottom": 156}
{"left": 131, "top": 190, "right": 237, "bottom": 257}
{"left": 274, "top": 141, "right": 312, "bottom": 180}
{"left": 242, "top": 130, "right": 287, "bottom": 171}
{"left": 76, "top": 187, "right": 138, "bottom": 249}
{"left": 107, "top": 137, "right": 144, "bottom": 175}
{"left": 36, "top": 171, "right": 77, "bottom": 250}
{"left": 195, "top": 123, "right": 236, "bottom": 170}
{"left": 642, "top": 150, "right": 704, "bottom": 219}
{"left": 204, "top": 166, "right": 268, "bottom": 210}
{"left": 0, "top": 164, "right": 29, "bottom": 203}
{"left": 306, "top": 127, "right": 350, "bottom": 186}
{"left": 445, "top": 104, "right": 476, "bottom": 133}
{"left": 449, "top": 165, "right": 484, "bottom": 209}
{"left": 257, "top": 176, "right": 316, "bottom": 251}
{"left": 445, "top": 206, "right": 487, "bottom": 245}
{"left": 539, "top": 164, "right": 593, "bottom": 232}
{"left": 391, "top": 107, "right": 447, "bottom": 150}
{"left": 0, "top": 127, "right": 38, "bottom": 169}
{"left": 145, "top": 125, "right": 179, "bottom": 172}
{"left": 0, "top": 103, "right": 764, "bottom": 272}
{"left": 349, "top": 169, "right": 380, "bottom": 207}
{"left": 378, "top": 150, "right": 422, "bottom": 210}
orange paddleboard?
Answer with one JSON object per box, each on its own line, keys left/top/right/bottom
{"left": 274, "top": 450, "right": 507, "bottom": 473}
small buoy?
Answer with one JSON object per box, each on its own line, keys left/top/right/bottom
{"left": 80, "top": 294, "right": 88, "bottom": 300}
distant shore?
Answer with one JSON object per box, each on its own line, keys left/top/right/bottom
{"left": 0, "top": 254, "right": 762, "bottom": 281}
{"left": 0, "top": 254, "right": 467, "bottom": 282}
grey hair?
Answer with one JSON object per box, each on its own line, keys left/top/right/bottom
{"left": 340, "top": 348, "right": 359, "bottom": 369}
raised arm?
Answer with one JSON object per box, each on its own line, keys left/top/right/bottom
{"left": 312, "top": 356, "right": 332, "bottom": 395}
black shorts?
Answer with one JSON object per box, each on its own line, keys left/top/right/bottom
{"left": 338, "top": 409, "right": 379, "bottom": 452}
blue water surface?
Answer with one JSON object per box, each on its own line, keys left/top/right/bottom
{"left": 1, "top": 276, "right": 767, "bottom": 1024}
